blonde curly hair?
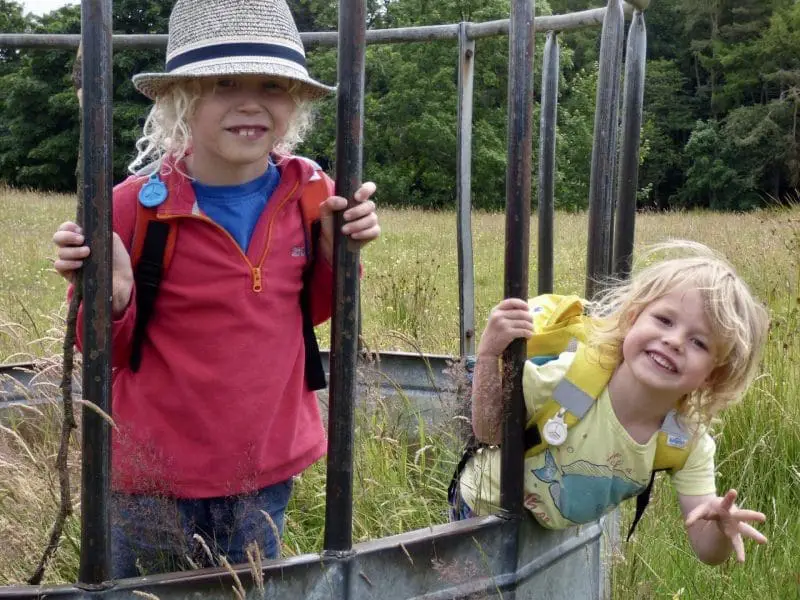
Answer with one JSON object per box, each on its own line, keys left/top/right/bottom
{"left": 128, "top": 78, "right": 315, "bottom": 176}
{"left": 586, "top": 240, "right": 769, "bottom": 425}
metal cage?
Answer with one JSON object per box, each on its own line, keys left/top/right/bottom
{"left": 0, "top": 0, "right": 650, "bottom": 597}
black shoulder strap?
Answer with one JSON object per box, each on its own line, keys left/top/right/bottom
{"left": 130, "top": 220, "right": 170, "bottom": 372}
{"left": 627, "top": 469, "right": 659, "bottom": 541}
{"left": 300, "top": 218, "right": 327, "bottom": 391}
{"left": 447, "top": 438, "right": 483, "bottom": 507}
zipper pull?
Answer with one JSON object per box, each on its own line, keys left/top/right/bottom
{"left": 251, "top": 267, "right": 263, "bottom": 292}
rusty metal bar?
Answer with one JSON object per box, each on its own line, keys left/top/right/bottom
{"left": 323, "top": 0, "right": 366, "bottom": 556}
{"left": 613, "top": 10, "right": 647, "bottom": 279}
{"left": 456, "top": 23, "right": 476, "bottom": 359}
{"left": 536, "top": 31, "right": 559, "bottom": 295}
{"left": 0, "top": 5, "right": 642, "bottom": 51}
{"left": 501, "top": 0, "right": 534, "bottom": 515}
{"left": 585, "top": 0, "right": 624, "bottom": 299}
{"left": 78, "top": 0, "right": 113, "bottom": 586}
{"left": 500, "top": 2, "right": 536, "bottom": 595}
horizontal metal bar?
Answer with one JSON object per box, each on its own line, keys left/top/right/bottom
{"left": 0, "top": 515, "right": 603, "bottom": 599}
{"left": 0, "top": 5, "right": 640, "bottom": 51}
{"left": 0, "top": 350, "right": 457, "bottom": 404}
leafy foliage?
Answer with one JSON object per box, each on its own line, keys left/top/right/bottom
{"left": 0, "top": 0, "right": 798, "bottom": 209}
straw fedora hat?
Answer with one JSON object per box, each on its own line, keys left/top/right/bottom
{"left": 132, "top": 0, "right": 335, "bottom": 100}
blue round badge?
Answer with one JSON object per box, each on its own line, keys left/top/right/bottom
{"left": 138, "top": 173, "right": 168, "bottom": 207}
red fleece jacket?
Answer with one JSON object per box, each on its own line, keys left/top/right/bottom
{"left": 73, "top": 155, "right": 333, "bottom": 498}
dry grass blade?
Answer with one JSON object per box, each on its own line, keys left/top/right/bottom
{"left": 73, "top": 398, "right": 119, "bottom": 431}
{"left": 192, "top": 533, "right": 216, "bottom": 566}
{"left": 219, "top": 555, "right": 246, "bottom": 600}
{"left": 246, "top": 542, "right": 264, "bottom": 593}
{"left": 132, "top": 592, "right": 162, "bottom": 600}
{"left": 260, "top": 510, "right": 283, "bottom": 557}
{"left": 0, "top": 424, "right": 38, "bottom": 464}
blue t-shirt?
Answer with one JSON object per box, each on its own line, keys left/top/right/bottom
{"left": 192, "top": 162, "right": 281, "bottom": 253}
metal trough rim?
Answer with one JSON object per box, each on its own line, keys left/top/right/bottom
{"left": 0, "top": 516, "right": 603, "bottom": 599}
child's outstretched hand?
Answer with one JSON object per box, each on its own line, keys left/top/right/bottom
{"left": 684, "top": 489, "right": 767, "bottom": 563}
{"left": 53, "top": 221, "right": 134, "bottom": 318}
{"left": 477, "top": 298, "right": 534, "bottom": 357}
{"left": 319, "top": 181, "right": 380, "bottom": 262}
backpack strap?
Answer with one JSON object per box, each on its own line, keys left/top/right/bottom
{"left": 627, "top": 410, "right": 692, "bottom": 539}
{"left": 524, "top": 344, "right": 616, "bottom": 457}
{"left": 127, "top": 169, "right": 332, "bottom": 388}
{"left": 297, "top": 174, "right": 330, "bottom": 392}
{"left": 526, "top": 295, "right": 589, "bottom": 357}
{"left": 130, "top": 199, "right": 177, "bottom": 372}
{"left": 522, "top": 342, "right": 692, "bottom": 537}
{"left": 627, "top": 470, "right": 657, "bottom": 540}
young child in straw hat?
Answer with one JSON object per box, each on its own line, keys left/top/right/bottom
{"left": 53, "top": 0, "right": 379, "bottom": 578}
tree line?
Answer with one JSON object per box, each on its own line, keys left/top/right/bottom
{"left": 0, "top": 0, "right": 798, "bottom": 210}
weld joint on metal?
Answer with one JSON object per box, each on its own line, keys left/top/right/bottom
{"left": 74, "top": 581, "right": 115, "bottom": 592}
{"left": 322, "top": 548, "right": 357, "bottom": 561}
{"left": 494, "top": 508, "right": 525, "bottom": 523}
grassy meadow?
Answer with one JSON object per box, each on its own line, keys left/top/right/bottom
{"left": 0, "top": 186, "right": 798, "bottom": 598}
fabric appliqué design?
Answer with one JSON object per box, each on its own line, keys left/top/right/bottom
{"left": 532, "top": 449, "right": 646, "bottom": 524}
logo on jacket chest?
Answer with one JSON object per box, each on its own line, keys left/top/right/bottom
{"left": 291, "top": 245, "right": 307, "bottom": 258}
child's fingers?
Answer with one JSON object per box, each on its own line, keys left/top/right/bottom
{"left": 494, "top": 311, "right": 532, "bottom": 324}
{"left": 500, "top": 309, "right": 534, "bottom": 322}
{"left": 57, "top": 245, "right": 90, "bottom": 261}
{"left": 720, "top": 489, "right": 738, "bottom": 511}
{"left": 505, "top": 326, "right": 533, "bottom": 339}
{"left": 684, "top": 503, "right": 711, "bottom": 527}
{"left": 347, "top": 222, "right": 381, "bottom": 241}
{"left": 56, "top": 221, "right": 82, "bottom": 235}
{"left": 732, "top": 508, "right": 766, "bottom": 524}
{"left": 53, "top": 259, "right": 85, "bottom": 277}
{"left": 320, "top": 196, "right": 348, "bottom": 217}
{"left": 731, "top": 533, "right": 746, "bottom": 563}
{"left": 343, "top": 200, "right": 376, "bottom": 223}
{"left": 53, "top": 229, "right": 85, "bottom": 248}
{"left": 496, "top": 298, "right": 530, "bottom": 311}
{"left": 353, "top": 181, "right": 377, "bottom": 202}
{"left": 342, "top": 209, "right": 378, "bottom": 235}
{"left": 737, "top": 522, "right": 768, "bottom": 545}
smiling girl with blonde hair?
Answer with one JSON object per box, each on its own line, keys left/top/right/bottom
{"left": 453, "top": 240, "right": 769, "bottom": 566}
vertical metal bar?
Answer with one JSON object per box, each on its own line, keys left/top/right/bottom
{"left": 323, "top": 0, "right": 366, "bottom": 554}
{"left": 79, "top": 0, "right": 113, "bottom": 585}
{"left": 456, "top": 23, "right": 476, "bottom": 358}
{"left": 613, "top": 10, "right": 646, "bottom": 279}
{"left": 500, "top": 0, "right": 534, "bottom": 515}
{"left": 499, "top": 4, "right": 535, "bottom": 594}
{"left": 585, "top": 0, "right": 623, "bottom": 299}
{"left": 536, "top": 31, "right": 559, "bottom": 295}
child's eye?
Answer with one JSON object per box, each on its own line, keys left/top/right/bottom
{"left": 692, "top": 338, "right": 709, "bottom": 351}
{"left": 653, "top": 314, "right": 671, "bottom": 326}
{"left": 261, "top": 80, "right": 286, "bottom": 92}
{"left": 215, "top": 79, "right": 237, "bottom": 89}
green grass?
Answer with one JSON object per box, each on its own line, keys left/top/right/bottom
{"left": 1, "top": 187, "right": 798, "bottom": 598}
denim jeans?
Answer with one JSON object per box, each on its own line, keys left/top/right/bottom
{"left": 110, "top": 478, "right": 293, "bottom": 579}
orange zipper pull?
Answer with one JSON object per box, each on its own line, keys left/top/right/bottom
{"left": 251, "top": 267, "right": 263, "bottom": 292}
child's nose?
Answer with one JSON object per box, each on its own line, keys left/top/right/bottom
{"left": 236, "top": 97, "right": 263, "bottom": 113}
{"left": 661, "top": 330, "right": 686, "bottom": 352}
